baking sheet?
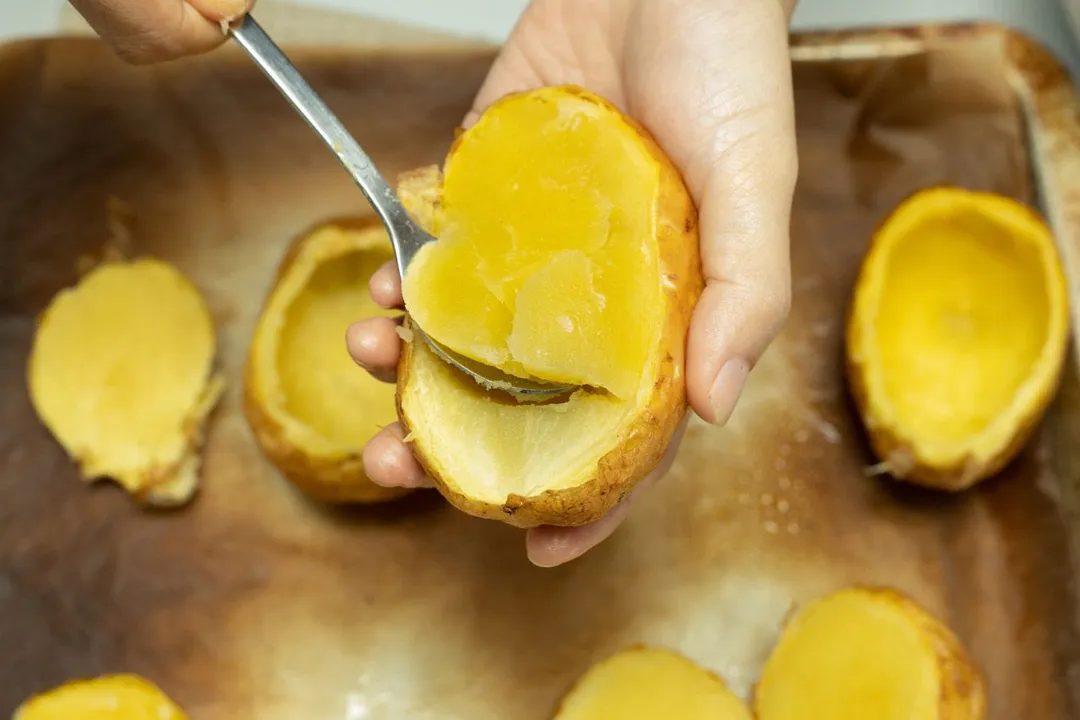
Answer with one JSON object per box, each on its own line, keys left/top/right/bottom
{"left": 1, "top": 22, "right": 1079, "bottom": 719}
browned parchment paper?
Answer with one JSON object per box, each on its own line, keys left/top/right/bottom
{"left": 1, "top": 27, "right": 1078, "bottom": 720}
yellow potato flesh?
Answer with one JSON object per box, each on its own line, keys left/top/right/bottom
{"left": 401, "top": 91, "right": 661, "bottom": 399}
{"left": 555, "top": 647, "right": 752, "bottom": 720}
{"left": 875, "top": 211, "right": 1051, "bottom": 443}
{"left": 14, "top": 674, "right": 188, "bottom": 720}
{"left": 755, "top": 591, "right": 940, "bottom": 720}
{"left": 28, "top": 258, "right": 219, "bottom": 496}
{"left": 405, "top": 337, "right": 627, "bottom": 501}
{"left": 278, "top": 246, "right": 397, "bottom": 445}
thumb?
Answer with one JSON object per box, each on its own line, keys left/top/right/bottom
{"left": 70, "top": 0, "right": 254, "bottom": 64}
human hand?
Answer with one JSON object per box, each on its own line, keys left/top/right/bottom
{"left": 353, "top": 0, "right": 798, "bottom": 567}
{"left": 69, "top": 0, "right": 253, "bottom": 64}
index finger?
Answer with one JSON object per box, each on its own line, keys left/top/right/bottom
{"left": 70, "top": 0, "right": 253, "bottom": 64}
{"left": 370, "top": 260, "right": 404, "bottom": 309}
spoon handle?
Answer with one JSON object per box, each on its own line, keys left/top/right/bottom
{"left": 228, "top": 15, "right": 418, "bottom": 258}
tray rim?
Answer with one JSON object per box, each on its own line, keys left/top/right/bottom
{"left": 1, "top": 18, "right": 1079, "bottom": 716}
{"left": 792, "top": 23, "right": 1080, "bottom": 347}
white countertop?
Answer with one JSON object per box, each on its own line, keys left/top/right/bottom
{"left": 4, "top": 0, "right": 1080, "bottom": 75}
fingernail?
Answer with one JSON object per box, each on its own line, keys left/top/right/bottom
{"left": 709, "top": 358, "right": 750, "bottom": 426}
{"left": 199, "top": 0, "right": 251, "bottom": 20}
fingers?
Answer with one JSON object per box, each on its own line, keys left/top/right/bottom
{"left": 624, "top": 0, "right": 797, "bottom": 425}
{"left": 369, "top": 260, "right": 403, "bottom": 310}
{"left": 525, "top": 414, "right": 689, "bottom": 567}
{"left": 188, "top": 0, "right": 253, "bottom": 22}
{"left": 362, "top": 423, "right": 433, "bottom": 489}
{"left": 362, "top": 412, "right": 686, "bottom": 563}
{"left": 351, "top": 261, "right": 404, "bottom": 383}
{"left": 526, "top": 502, "right": 632, "bottom": 568}
{"left": 346, "top": 316, "right": 401, "bottom": 383}
{"left": 70, "top": 0, "right": 253, "bottom": 64}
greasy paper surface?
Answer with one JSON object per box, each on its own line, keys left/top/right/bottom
{"left": 0, "top": 32, "right": 1078, "bottom": 720}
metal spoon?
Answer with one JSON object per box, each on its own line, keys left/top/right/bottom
{"left": 228, "top": 15, "right": 574, "bottom": 401}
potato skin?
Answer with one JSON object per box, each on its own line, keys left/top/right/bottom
{"left": 552, "top": 644, "right": 752, "bottom": 720}
{"left": 858, "top": 588, "right": 986, "bottom": 719}
{"left": 752, "top": 586, "right": 987, "bottom": 720}
{"left": 845, "top": 339, "right": 1046, "bottom": 492}
{"left": 14, "top": 674, "right": 190, "bottom": 719}
{"left": 243, "top": 380, "right": 410, "bottom": 504}
{"left": 395, "top": 87, "right": 703, "bottom": 528}
{"left": 844, "top": 186, "right": 1068, "bottom": 492}
{"left": 242, "top": 216, "right": 412, "bottom": 505}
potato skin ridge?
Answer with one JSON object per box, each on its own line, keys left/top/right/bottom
{"left": 751, "top": 586, "right": 987, "bottom": 720}
{"left": 243, "top": 215, "right": 412, "bottom": 505}
{"left": 844, "top": 185, "right": 1068, "bottom": 492}
{"left": 395, "top": 85, "right": 704, "bottom": 528}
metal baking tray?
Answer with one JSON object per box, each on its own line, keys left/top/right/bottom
{"left": 0, "top": 20, "right": 1077, "bottom": 719}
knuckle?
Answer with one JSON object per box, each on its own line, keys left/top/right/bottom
{"left": 762, "top": 281, "right": 792, "bottom": 331}
{"left": 735, "top": 276, "right": 790, "bottom": 341}
{"left": 111, "top": 33, "right": 177, "bottom": 66}
{"left": 111, "top": 42, "right": 158, "bottom": 65}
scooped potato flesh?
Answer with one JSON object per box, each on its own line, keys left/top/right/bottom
{"left": 875, "top": 212, "right": 1051, "bottom": 444}
{"left": 14, "top": 674, "right": 188, "bottom": 719}
{"left": 401, "top": 91, "right": 662, "bottom": 399}
{"left": 28, "top": 258, "right": 219, "bottom": 495}
{"left": 278, "top": 245, "right": 398, "bottom": 445}
{"left": 555, "top": 646, "right": 752, "bottom": 720}
{"left": 755, "top": 589, "right": 966, "bottom": 720}
{"left": 403, "top": 336, "right": 629, "bottom": 501}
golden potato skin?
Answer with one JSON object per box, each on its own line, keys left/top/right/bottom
{"left": 844, "top": 187, "right": 1068, "bottom": 492}
{"left": 856, "top": 588, "right": 986, "bottom": 719}
{"left": 846, "top": 341, "right": 1046, "bottom": 492}
{"left": 242, "top": 380, "right": 410, "bottom": 505}
{"left": 396, "top": 324, "right": 692, "bottom": 527}
{"left": 752, "top": 586, "right": 987, "bottom": 720}
{"left": 552, "top": 644, "right": 753, "bottom": 720}
{"left": 14, "top": 673, "right": 190, "bottom": 720}
{"left": 395, "top": 89, "right": 703, "bottom": 528}
{"left": 243, "top": 216, "right": 412, "bottom": 505}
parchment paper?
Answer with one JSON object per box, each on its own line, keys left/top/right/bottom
{"left": 0, "top": 19, "right": 1078, "bottom": 720}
